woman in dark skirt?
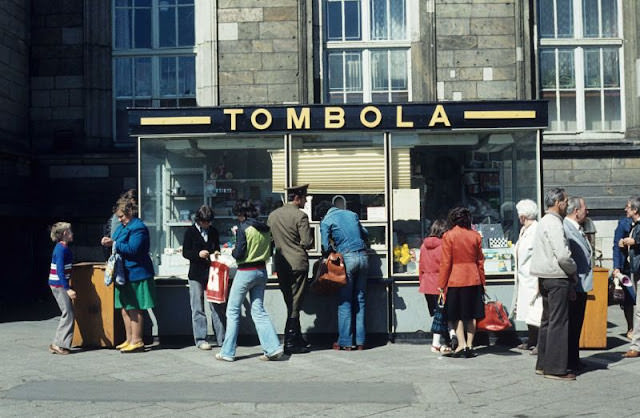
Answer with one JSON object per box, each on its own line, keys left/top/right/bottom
{"left": 438, "top": 207, "right": 486, "bottom": 358}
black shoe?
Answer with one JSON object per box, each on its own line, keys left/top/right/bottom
{"left": 450, "top": 335, "right": 458, "bottom": 351}
{"left": 450, "top": 349, "right": 465, "bottom": 358}
{"left": 464, "top": 347, "right": 477, "bottom": 358}
{"left": 284, "top": 344, "right": 310, "bottom": 354}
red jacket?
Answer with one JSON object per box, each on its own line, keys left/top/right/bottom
{"left": 418, "top": 237, "right": 442, "bottom": 295}
{"left": 438, "top": 226, "right": 486, "bottom": 292}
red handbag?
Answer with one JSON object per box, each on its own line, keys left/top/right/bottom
{"left": 476, "top": 299, "right": 511, "bottom": 332}
{"left": 205, "top": 260, "right": 230, "bottom": 304}
{"left": 311, "top": 252, "right": 347, "bottom": 295}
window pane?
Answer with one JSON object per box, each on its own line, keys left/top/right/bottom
{"left": 116, "top": 0, "right": 132, "bottom": 7}
{"left": 558, "top": 91, "right": 577, "bottom": 130}
{"left": 542, "top": 90, "right": 560, "bottom": 130}
{"left": 344, "top": 1, "right": 361, "bottom": 40}
{"left": 584, "top": 48, "right": 601, "bottom": 88}
{"left": 372, "top": 92, "right": 389, "bottom": 102}
{"left": 115, "top": 9, "right": 132, "bottom": 49}
{"left": 178, "top": 0, "right": 193, "bottom": 4}
{"left": 326, "top": 1, "right": 343, "bottom": 40}
{"left": 556, "top": 0, "right": 574, "bottom": 38}
{"left": 178, "top": 56, "right": 195, "bottom": 95}
{"left": 583, "top": 0, "right": 599, "bottom": 37}
{"left": 602, "top": 48, "right": 619, "bottom": 87}
{"left": 390, "top": 0, "right": 406, "bottom": 40}
{"left": 371, "top": 0, "right": 388, "bottom": 40}
{"left": 538, "top": 0, "right": 555, "bottom": 37}
{"left": 160, "top": 57, "right": 177, "bottom": 96}
{"left": 601, "top": 0, "right": 618, "bottom": 37}
{"left": 135, "top": 57, "right": 152, "bottom": 96}
{"left": 345, "top": 92, "right": 363, "bottom": 103}
{"left": 134, "top": 8, "right": 151, "bottom": 48}
{"left": 371, "top": 50, "right": 389, "bottom": 90}
{"left": 329, "top": 92, "right": 344, "bottom": 103}
{"left": 604, "top": 90, "right": 621, "bottom": 130}
{"left": 540, "top": 49, "right": 556, "bottom": 88}
{"left": 135, "top": 0, "right": 151, "bottom": 6}
{"left": 328, "top": 52, "right": 344, "bottom": 91}
{"left": 345, "top": 52, "right": 362, "bottom": 91}
{"left": 390, "top": 50, "right": 407, "bottom": 89}
{"left": 584, "top": 90, "right": 602, "bottom": 130}
{"left": 114, "top": 58, "right": 132, "bottom": 97}
{"left": 159, "top": 6, "right": 176, "bottom": 47}
{"left": 558, "top": 49, "right": 574, "bottom": 88}
{"left": 391, "top": 92, "right": 408, "bottom": 102}
{"left": 178, "top": 5, "right": 194, "bottom": 46}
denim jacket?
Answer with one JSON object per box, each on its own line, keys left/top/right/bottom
{"left": 320, "top": 207, "right": 368, "bottom": 254}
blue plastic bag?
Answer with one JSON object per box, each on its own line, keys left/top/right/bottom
{"left": 105, "top": 247, "right": 126, "bottom": 286}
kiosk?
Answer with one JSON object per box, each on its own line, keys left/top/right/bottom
{"left": 129, "top": 101, "right": 547, "bottom": 341}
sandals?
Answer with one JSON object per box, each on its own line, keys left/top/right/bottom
{"left": 430, "top": 345, "right": 452, "bottom": 354}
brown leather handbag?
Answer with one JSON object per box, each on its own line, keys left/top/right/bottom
{"left": 311, "top": 252, "right": 347, "bottom": 295}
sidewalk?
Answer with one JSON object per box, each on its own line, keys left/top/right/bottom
{"left": 0, "top": 304, "right": 638, "bottom": 417}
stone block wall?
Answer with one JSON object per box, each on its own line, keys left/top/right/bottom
{"left": 0, "top": 1, "right": 29, "bottom": 154}
{"left": 435, "top": 0, "right": 518, "bottom": 101}
{"left": 217, "top": 1, "right": 301, "bottom": 105}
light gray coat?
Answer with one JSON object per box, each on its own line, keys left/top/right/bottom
{"left": 530, "top": 211, "right": 577, "bottom": 279}
{"left": 563, "top": 218, "right": 593, "bottom": 292}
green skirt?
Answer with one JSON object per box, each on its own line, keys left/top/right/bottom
{"left": 115, "top": 277, "right": 157, "bottom": 310}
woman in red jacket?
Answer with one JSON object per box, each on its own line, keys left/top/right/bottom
{"left": 438, "top": 207, "right": 486, "bottom": 358}
{"left": 418, "top": 219, "right": 451, "bottom": 354}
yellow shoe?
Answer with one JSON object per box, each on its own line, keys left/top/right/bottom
{"left": 120, "top": 341, "right": 145, "bottom": 353}
{"left": 115, "top": 341, "right": 130, "bottom": 350}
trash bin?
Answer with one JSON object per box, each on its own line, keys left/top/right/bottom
{"left": 71, "top": 262, "right": 124, "bottom": 348}
{"left": 579, "top": 267, "right": 608, "bottom": 349}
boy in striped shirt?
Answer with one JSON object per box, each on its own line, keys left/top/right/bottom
{"left": 48, "top": 222, "right": 76, "bottom": 355}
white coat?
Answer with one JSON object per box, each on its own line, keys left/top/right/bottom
{"left": 512, "top": 220, "right": 543, "bottom": 327}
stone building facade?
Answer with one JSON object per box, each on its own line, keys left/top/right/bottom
{"left": 1, "top": 0, "right": 638, "bottom": 308}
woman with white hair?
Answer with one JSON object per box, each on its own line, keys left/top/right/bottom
{"left": 512, "top": 199, "right": 542, "bottom": 353}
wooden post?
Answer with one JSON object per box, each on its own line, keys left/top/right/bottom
{"left": 579, "top": 267, "right": 609, "bottom": 349}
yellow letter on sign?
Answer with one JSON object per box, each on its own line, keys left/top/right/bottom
{"left": 360, "top": 106, "right": 382, "bottom": 128}
{"left": 287, "top": 107, "right": 310, "bottom": 130}
{"left": 428, "top": 105, "right": 451, "bottom": 127}
{"left": 224, "top": 109, "right": 244, "bottom": 131}
{"left": 251, "top": 108, "right": 273, "bottom": 130}
{"left": 325, "top": 107, "right": 345, "bottom": 129}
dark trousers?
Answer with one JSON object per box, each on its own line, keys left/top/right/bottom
{"left": 275, "top": 255, "right": 308, "bottom": 319}
{"left": 568, "top": 291, "right": 588, "bottom": 370}
{"left": 536, "top": 277, "right": 570, "bottom": 375}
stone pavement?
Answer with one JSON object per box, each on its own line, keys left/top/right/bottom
{"left": 1, "top": 304, "right": 639, "bottom": 417}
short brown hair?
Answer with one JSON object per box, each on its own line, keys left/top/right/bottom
{"left": 428, "top": 219, "right": 447, "bottom": 238}
{"left": 114, "top": 189, "right": 138, "bottom": 217}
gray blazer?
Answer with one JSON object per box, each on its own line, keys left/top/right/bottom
{"left": 530, "top": 212, "right": 577, "bottom": 279}
{"left": 563, "top": 219, "right": 593, "bottom": 293}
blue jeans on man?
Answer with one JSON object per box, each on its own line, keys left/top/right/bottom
{"left": 219, "top": 268, "right": 282, "bottom": 359}
{"left": 337, "top": 251, "right": 369, "bottom": 347}
{"left": 189, "top": 279, "right": 226, "bottom": 346}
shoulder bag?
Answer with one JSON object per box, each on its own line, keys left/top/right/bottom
{"left": 476, "top": 295, "right": 512, "bottom": 332}
{"left": 311, "top": 252, "right": 347, "bottom": 295}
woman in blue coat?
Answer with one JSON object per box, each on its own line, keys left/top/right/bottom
{"left": 101, "top": 190, "right": 156, "bottom": 353}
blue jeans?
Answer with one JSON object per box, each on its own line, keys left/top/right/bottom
{"left": 220, "top": 268, "right": 282, "bottom": 358}
{"left": 189, "top": 280, "right": 226, "bottom": 346}
{"left": 337, "top": 251, "right": 368, "bottom": 347}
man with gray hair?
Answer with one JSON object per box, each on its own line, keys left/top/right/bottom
{"left": 563, "top": 196, "right": 592, "bottom": 373}
{"left": 530, "top": 188, "right": 578, "bottom": 380}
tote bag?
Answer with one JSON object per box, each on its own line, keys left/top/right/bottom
{"left": 205, "top": 260, "right": 230, "bottom": 304}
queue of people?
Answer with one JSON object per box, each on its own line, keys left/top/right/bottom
{"left": 47, "top": 185, "right": 640, "bottom": 376}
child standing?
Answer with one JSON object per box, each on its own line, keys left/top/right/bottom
{"left": 418, "top": 219, "right": 454, "bottom": 354}
{"left": 48, "top": 222, "right": 76, "bottom": 355}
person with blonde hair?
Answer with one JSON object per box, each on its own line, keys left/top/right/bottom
{"left": 101, "top": 190, "right": 156, "bottom": 353}
{"left": 48, "top": 222, "right": 76, "bottom": 355}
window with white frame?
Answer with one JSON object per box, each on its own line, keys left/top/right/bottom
{"left": 113, "top": 0, "right": 196, "bottom": 144}
{"left": 324, "top": 0, "right": 410, "bottom": 103}
{"left": 538, "top": 0, "right": 623, "bottom": 133}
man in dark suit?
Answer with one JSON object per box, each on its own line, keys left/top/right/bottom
{"left": 268, "top": 184, "right": 314, "bottom": 354}
{"left": 182, "top": 205, "right": 225, "bottom": 350}
{"left": 563, "top": 196, "right": 592, "bottom": 373}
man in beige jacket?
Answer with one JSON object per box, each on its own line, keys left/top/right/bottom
{"left": 268, "top": 184, "right": 314, "bottom": 354}
{"left": 530, "top": 187, "right": 577, "bottom": 381}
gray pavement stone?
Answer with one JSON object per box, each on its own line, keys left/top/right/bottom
{"left": 1, "top": 305, "right": 639, "bottom": 416}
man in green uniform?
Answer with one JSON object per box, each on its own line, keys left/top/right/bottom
{"left": 267, "top": 184, "right": 314, "bottom": 354}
